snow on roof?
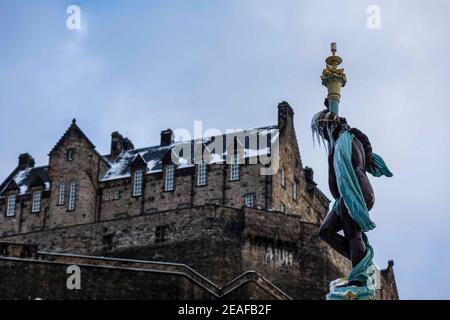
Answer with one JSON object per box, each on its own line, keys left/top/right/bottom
{"left": 0, "top": 166, "right": 50, "bottom": 196}
{"left": 14, "top": 168, "right": 32, "bottom": 194}
{"left": 101, "top": 125, "right": 278, "bottom": 182}
{"left": 101, "top": 144, "right": 171, "bottom": 181}
{"left": 0, "top": 126, "right": 279, "bottom": 188}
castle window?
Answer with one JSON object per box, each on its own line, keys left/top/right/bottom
{"left": 114, "top": 191, "right": 120, "bottom": 200}
{"left": 230, "top": 155, "right": 240, "bottom": 181}
{"left": 280, "top": 168, "right": 285, "bottom": 188}
{"left": 68, "top": 180, "right": 77, "bottom": 211}
{"left": 197, "top": 161, "right": 207, "bottom": 186}
{"left": 165, "top": 165, "right": 175, "bottom": 191}
{"left": 293, "top": 182, "right": 298, "bottom": 201}
{"left": 31, "top": 191, "right": 42, "bottom": 213}
{"left": 104, "top": 192, "right": 110, "bottom": 201}
{"left": 133, "top": 170, "right": 143, "bottom": 196}
{"left": 6, "top": 195, "right": 16, "bottom": 217}
{"left": 58, "top": 182, "right": 65, "bottom": 205}
{"left": 67, "top": 149, "right": 74, "bottom": 161}
{"left": 244, "top": 194, "right": 255, "bottom": 207}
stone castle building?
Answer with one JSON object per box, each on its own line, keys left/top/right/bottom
{"left": 0, "top": 102, "right": 399, "bottom": 299}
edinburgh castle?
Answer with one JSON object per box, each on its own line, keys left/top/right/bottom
{"left": 0, "top": 102, "right": 398, "bottom": 299}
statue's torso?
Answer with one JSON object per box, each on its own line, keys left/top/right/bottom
{"left": 328, "top": 132, "right": 368, "bottom": 201}
{"left": 328, "top": 132, "right": 375, "bottom": 211}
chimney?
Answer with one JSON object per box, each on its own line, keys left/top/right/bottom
{"left": 304, "top": 167, "right": 314, "bottom": 181}
{"left": 304, "top": 166, "right": 316, "bottom": 193}
{"left": 18, "top": 153, "right": 35, "bottom": 170}
{"left": 160, "top": 129, "right": 174, "bottom": 146}
{"left": 277, "top": 101, "right": 294, "bottom": 131}
{"left": 111, "top": 132, "right": 134, "bottom": 160}
{"left": 122, "top": 137, "right": 134, "bottom": 151}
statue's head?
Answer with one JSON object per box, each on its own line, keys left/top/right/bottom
{"left": 311, "top": 109, "right": 349, "bottom": 150}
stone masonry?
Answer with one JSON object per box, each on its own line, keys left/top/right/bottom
{"left": 0, "top": 102, "right": 399, "bottom": 299}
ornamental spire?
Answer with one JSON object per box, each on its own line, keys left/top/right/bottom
{"left": 321, "top": 42, "right": 347, "bottom": 114}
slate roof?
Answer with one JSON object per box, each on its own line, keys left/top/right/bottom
{"left": 0, "top": 166, "right": 50, "bottom": 196}
{"left": 0, "top": 125, "right": 279, "bottom": 194}
{"left": 101, "top": 125, "right": 278, "bottom": 182}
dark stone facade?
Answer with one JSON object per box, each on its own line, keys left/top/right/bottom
{"left": 0, "top": 103, "right": 328, "bottom": 233}
{"left": 0, "top": 102, "right": 399, "bottom": 299}
{"left": 0, "top": 205, "right": 398, "bottom": 300}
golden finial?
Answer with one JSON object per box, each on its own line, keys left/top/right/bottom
{"left": 321, "top": 42, "right": 347, "bottom": 105}
{"left": 325, "top": 42, "right": 343, "bottom": 68}
{"left": 331, "top": 42, "right": 337, "bottom": 55}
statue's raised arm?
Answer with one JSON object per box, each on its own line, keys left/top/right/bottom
{"left": 313, "top": 44, "right": 393, "bottom": 300}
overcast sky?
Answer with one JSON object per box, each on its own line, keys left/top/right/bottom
{"left": 1, "top": 0, "right": 449, "bottom": 299}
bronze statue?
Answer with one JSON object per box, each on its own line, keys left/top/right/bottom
{"left": 312, "top": 44, "right": 393, "bottom": 300}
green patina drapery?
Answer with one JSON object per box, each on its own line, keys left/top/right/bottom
{"left": 328, "top": 130, "right": 392, "bottom": 299}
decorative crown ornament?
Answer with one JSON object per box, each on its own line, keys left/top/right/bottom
{"left": 321, "top": 43, "right": 347, "bottom": 103}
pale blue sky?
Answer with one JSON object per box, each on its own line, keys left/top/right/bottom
{"left": 1, "top": 0, "right": 449, "bottom": 299}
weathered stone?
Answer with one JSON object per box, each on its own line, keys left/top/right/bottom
{"left": 0, "top": 103, "right": 398, "bottom": 299}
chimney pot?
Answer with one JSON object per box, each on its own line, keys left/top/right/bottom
{"left": 161, "top": 129, "right": 174, "bottom": 146}
{"left": 111, "top": 132, "right": 134, "bottom": 160}
{"left": 18, "top": 153, "right": 35, "bottom": 170}
{"left": 304, "top": 167, "right": 314, "bottom": 181}
{"left": 277, "top": 101, "right": 294, "bottom": 130}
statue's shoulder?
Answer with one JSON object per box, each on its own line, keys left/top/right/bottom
{"left": 348, "top": 128, "right": 370, "bottom": 144}
{"left": 348, "top": 128, "right": 373, "bottom": 168}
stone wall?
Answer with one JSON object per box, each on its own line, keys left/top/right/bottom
{"left": 379, "top": 261, "right": 400, "bottom": 300}
{"left": 98, "top": 162, "right": 270, "bottom": 221}
{"left": 0, "top": 103, "right": 329, "bottom": 237}
{"left": 0, "top": 205, "right": 398, "bottom": 299}
{"left": 0, "top": 190, "right": 52, "bottom": 236}
{"left": 0, "top": 258, "right": 214, "bottom": 300}
{"left": 2, "top": 206, "right": 242, "bottom": 284}
{"left": 0, "top": 104, "right": 399, "bottom": 300}
{"left": 46, "top": 125, "right": 105, "bottom": 229}
{"left": 0, "top": 250, "right": 288, "bottom": 300}
{"left": 272, "top": 102, "right": 329, "bottom": 224}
